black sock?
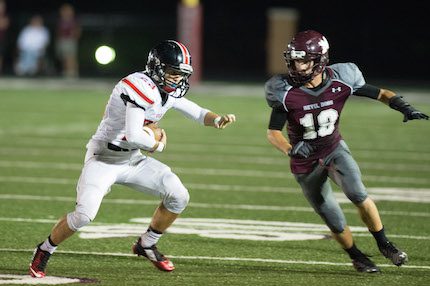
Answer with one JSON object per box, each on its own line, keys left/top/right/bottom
{"left": 345, "top": 244, "right": 364, "bottom": 259}
{"left": 148, "top": 226, "right": 163, "bottom": 234}
{"left": 370, "top": 227, "right": 389, "bottom": 246}
{"left": 48, "top": 235, "right": 58, "bottom": 247}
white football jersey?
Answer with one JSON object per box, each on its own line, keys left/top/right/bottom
{"left": 88, "top": 71, "right": 209, "bottom": 150}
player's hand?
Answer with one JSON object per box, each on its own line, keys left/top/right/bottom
{"left": 288, "top": 141, "right": 315, "bottom": 158}
{"left": 150, "top": 129, "right": 167, "bottom": 153}
{"left": 159, "top": 129, "right": 167, "bottom": 146}
{"left": 155, "top": 129, "right": 167, "bottom": 151}
{"left": 214, "top": 114, "right": 236, "bottom": 129}
{"left": 403, "top": 109, "right": 429, "bottom": 122}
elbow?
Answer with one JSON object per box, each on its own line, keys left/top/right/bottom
{"left": 125, "top": 134, "right": 138, "bottom": 146}
{"left": 266, "top": 131, "right": 273, "bottom": 143}
{"left": 125, "top": 131, "right": 141, "bottom": 146}
{"left": 378, "top": 89, "right": 396, "bottom": 104}
{"left": 126, "top": 130, "right": 156, "bottom": 149}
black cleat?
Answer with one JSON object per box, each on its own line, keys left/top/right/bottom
{"left": 132, "top": 238, "right": 175, "bottom": 272}
{"left": 29, "top": 243, "right": 51, "bottom": 278}
{"left": 352, "top": 255, "right": 380, "bottom": 273}
{"left": 378, "top": 241, "right": 408, "bottom": 266}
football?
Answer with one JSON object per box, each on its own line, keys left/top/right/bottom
{"left": 143, "top": 123, "right": 163, "bottom": 141}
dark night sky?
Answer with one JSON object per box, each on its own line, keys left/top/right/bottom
{"left": 4, "top": 0, "right": 430, "bottom": 83}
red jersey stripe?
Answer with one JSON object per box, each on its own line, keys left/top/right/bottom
{"left": 122, "top": 78, "right": 154, "bottom": 104}
{"left": 175, "top": 41, "right": 190, "bottom": 65}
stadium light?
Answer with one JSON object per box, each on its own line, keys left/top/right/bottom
{"left": 95, "top": 45, "right": 116, "bottom": 65}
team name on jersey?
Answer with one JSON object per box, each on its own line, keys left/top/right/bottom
{"left": 303, "top": 100, "right": 334, "bottom": 111}
{"left": 138, "top": 74, "right": 156, "bottom": 90}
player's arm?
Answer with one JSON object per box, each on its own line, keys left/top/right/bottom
{"left": 264, "top": 76, "right": 311, "bottom": 157}
{"left": 267, "top": 107, "right": 291, "bottom": 155}
{"left": 173, "top": 97, "right": 236, "bottom": 129}
{"left": 267, "top": 107, "right": 315, "bottom": 158}
{"left": 125, "top": 102, "right": 166, "bottom": 152}
{"left": 354, "top": 84, "right": 429, "bottom": 122}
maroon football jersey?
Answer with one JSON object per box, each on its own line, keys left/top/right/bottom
{"left": 265, "top": 63, "right": 366, "bottom": 173}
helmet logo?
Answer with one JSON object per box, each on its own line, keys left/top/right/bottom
{"left": 179, "top": 63, "right": 193, "bottom": 74}
{"left": 290, "top": 50, "right": 306, "bottom": 59}
{"left": 319, "top": 36, "right": 329, "bottom": 54}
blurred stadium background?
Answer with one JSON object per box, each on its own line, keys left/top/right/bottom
{"left": 2, "top": 0, "right": 430, "bottom": 84}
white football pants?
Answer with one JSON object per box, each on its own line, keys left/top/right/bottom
{"left": 67, "top": 147, "right": 189, "bottom": 231}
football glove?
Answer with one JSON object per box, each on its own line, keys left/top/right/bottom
{"left": 389, "top": 95, "right": 429, "bottom": 122}
{"left": 402, "top": 109, "right": 429, "bottom": 122}
{"left": 288, "top": 141, "right": 315, "bottom": 159}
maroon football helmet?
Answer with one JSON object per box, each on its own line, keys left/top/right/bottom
{"left": 284, "top": 30, "right": 329, "bottom": 85}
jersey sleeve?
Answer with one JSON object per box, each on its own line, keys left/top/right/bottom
{"left": 330, "top": 62, "right": 366, "bottom": 92}
{"left": 265, "top": 75, "right": 289, "bottom": 110}
{"left": 172, "top": 97, "right": 210, "bottom": 125}
{"left": 118, "top": 73, "right": 157, "bottom": 110}
{"left": 125, "top": 102, "right": 158, "bottom": 150}
{"left": 268, "top": 106, "right": 288, "bottom": 130}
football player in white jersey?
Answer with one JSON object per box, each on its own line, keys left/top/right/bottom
{"left": 29, "top": 40, "right": 236, "bottom": 276}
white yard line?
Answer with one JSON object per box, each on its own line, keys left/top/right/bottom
{"left": 0, "top": 175, "right": 297, "bottom": 193}
{"left": 3, "top": 158, "right": 430, "bottom": 173}
{"left": 0, "top": 176, "right": 76, "bottom": 185}
{"left": 1, "top": 248, "right": 429, "bottom": 270}
{"left": 1, "top": 216, "right": 429, "bottom": 241}
{"left": 7, "top": 133, "right": 430, "bottom": 153}
{"left": 1, "top": 160, "right": 430, "bottom": 184}
{"left": 0, "top": 194, "right": 429, "bottom": 218}
{"left": 2, "top": 142, "right": 430, "bottom": 161}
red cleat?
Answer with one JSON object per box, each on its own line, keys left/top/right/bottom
{"left": 132, "top": 238, "right": 175, "bottom": 272}
{"left": 29, "top": 244, "right": 51, "bottom": 278}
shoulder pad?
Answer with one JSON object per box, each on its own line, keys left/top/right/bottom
{"left": 328, "top": 63, "right": 365, "bottom": 90}
{"left": 265, "top": 74, "right": 290, "bottom": 109}
{"left": 120, "top": 73, "right": 159, "bottom": 108}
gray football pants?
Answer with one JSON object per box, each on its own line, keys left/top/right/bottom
{"left": 294, "top": 140, "right": 368, "bottom": 233}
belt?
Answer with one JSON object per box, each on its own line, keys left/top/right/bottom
{"left": 107, "top": 143, "right": 131, "bottom": 152}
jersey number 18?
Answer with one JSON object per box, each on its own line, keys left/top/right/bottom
{"left": 299, "top": 108, "right": 339, "bottom": 139}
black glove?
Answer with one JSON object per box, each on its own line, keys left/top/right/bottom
{"left": 402, "top": 109, "right": 429, "bottom": 122}
{"left": 288, "top": 141, "right": 315, "bottom": 158}
{"left": 389, "top": 95, "right": 429, "bottom": 122}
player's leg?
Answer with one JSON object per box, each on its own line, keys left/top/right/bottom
{"left": 119, "top": 156, "right": 189, "bottom": 271}
{"left": 149, "top": 202, "right": 180, "bottom": 233}
{"left": 329, "top": 140, "right": 408, "bottom": 266}
{"left": 30, "top": 155, "right": 119, "bottom": 277}
{"left": 295, "top": 167, "right": 379, "bottom": 273}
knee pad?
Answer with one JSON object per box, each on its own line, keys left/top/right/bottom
{"left": 344, "top": 179, "right": 368, "bottom": 204}
{"left": 316, "top": 204, "right": 346, "bottom": 234}
{"left": 66, "top": 211, "right": 92, "bottom": 231}
{"left": 326, "top": 219, "right": 346, "bottom": 234}
{"left": 161, "top": 172, "right": 190, "bottom": 214}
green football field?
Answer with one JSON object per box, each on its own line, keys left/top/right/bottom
{"left": 0, "top": 82, "right": 429, "bottom": 285}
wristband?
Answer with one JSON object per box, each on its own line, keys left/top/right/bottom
{"left": 155, "top": 142, "right": 165, "bottom": 152}
{"left": 214, "top": 116, "right": 221, "bottom": 127}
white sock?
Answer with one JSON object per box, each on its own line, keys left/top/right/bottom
{"left": 39, "top": 236, "right": 57, "bottom": 254}
{"left": 140, "top": 227, "right": 163, "bottom": 247}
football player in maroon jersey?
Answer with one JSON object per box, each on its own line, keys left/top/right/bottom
{"left": 265, "top": 30, "right": 428, "bottom": 273}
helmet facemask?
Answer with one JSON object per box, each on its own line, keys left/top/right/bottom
{"left": 284, "top": 52, "right": 328, "bottom": 86}
{"left": 145, "top": 41, "right": 193, "bottom": 98}
{"left": 161, "top": 65, "right": 193, "bottom": 98}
